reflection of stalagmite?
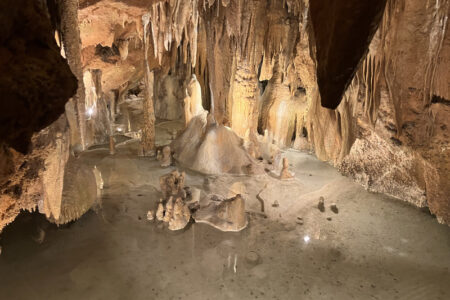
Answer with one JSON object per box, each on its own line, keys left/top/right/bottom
{"left": 183, "top": 75, "right": 206, "bottom": 126}
{"left": 93, "top": 165, "right": 103, "bottom": 197}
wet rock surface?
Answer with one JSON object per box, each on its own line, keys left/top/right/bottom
{"left": 194, "top": 194, "right": 248, "bottom": 232}
{"left": 0, "top": 146, "right": 449, "bottom": 300}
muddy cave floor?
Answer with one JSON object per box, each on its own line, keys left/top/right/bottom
{"left": 1, "top": 128, "right": 450, "bottom": 299}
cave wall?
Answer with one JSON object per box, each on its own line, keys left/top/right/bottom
{"left": 0, "top": 0, "right": 78, "bottom": 232}
{"left": 334, "top": 0, "right": 450, "bottom": 224}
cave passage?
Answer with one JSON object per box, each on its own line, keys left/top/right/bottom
{"left": 0, "top": 0, "right": 449, "bottom": 299}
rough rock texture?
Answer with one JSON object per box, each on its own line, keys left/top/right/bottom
{"left": 193, "top": 194, "right": 247, "bottom": 232}
{"left": 307, "top": 0, "right": 450, "bottom": 224}
{"left": 0, "top": 0, "right": 77, "bottom": 152}
{"left": 172, "top": 113, "right": 264, "bottom": 175}
{"left": 72, "top": 0, "right": 450, "bottom": 224}
{"left": 0, "top": 0, "right": 77, "bottom": 232}
{"left": 159, "top": 170, "right": 186, "bottom": 199}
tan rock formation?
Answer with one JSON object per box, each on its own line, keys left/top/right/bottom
{"left": 156, "top": 200, "right": 164, "bottom": 221}
{"left": 159, "top": 170, "right": 186, "bottom": 199}
{"left": 168, "top": 197, "right": 191, "bottom": 231}
{"left": 160, "top": 145, "right": 172, "bottom": 168}
{"left": 193, "top": 194, "right": 247, "bottom": 232}
{"left": 183, "top": 75, "right": 207, "bottom": 126}
{"left": 279, "top": 158, "right": 294, "bottom": 180}
{"left": 2, "top": 0, "right": 448, "bottom": 231}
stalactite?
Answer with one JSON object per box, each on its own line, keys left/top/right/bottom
{"left": 58, "top": 0, "right": 87, "bottom": 150}
{"left": 141, "top": 13, "right": 156, "bottom": 155}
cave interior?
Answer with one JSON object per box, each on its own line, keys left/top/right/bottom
{"left": 0, "top": 0, "right": 449, "bottom": 299}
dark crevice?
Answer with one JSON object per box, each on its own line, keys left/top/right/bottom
{"left": 431, "top": 95, "right": 450, "bottom": 106}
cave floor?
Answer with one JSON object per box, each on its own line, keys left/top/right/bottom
{"left": 1, "top": 132, "right": 450, "bottom": 299}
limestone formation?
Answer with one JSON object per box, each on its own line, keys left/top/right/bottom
{"left": 156, "top": 200, "right": 164, "bottom": 221}
{"left": 1, "top": 0, "right": 449, "bottom": 233}
{"left": 160, "top": 146, "right": 172, "bottom": 168}
{"left": 172, "top": 113, "right": 264, "bottom": 175}
{"left": 159, "top": 170, "right": 186, "bottom": 199}
{"left": 279, "top": 158, "right": 294, "bottom": 180}
{"left": 168, "top": 197, "right": 191, "bottom": 231}
{"left": 193, "top": 194, "right": 248, "bottom": 232}
{"left": 183, "top": 75, "right": 206, "bottom": 126}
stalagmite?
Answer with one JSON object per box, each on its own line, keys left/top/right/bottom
{"left": 279, "top": 157, "right": 294, "bottom": 180}
{"left": 160, "top": 145, "right": 172, "bottom": 167}
{"left": 156, "top": 200, "right": 165, "bottom": 221}
{"left": 163, "top": 196, "right": 174, "bottom": 222}
{"left": 183, "top": 75, "right": 206, "bottom": 126}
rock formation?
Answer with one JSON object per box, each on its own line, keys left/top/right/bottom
{"left": 279, "top": 157, "right": 294, "bottom": 180}
{"left": 155, "top": 170, "right": 192, "bottom": 230}
{"left": 193, "top": 194, "right": 248, "bottom": 232}
{"left": 159, "top": 170, "right": 186, "bottom": 199}
{"left": 160, "top": 145, "right": 172, "bottom": 167}
{"left": 1, "top": 0, "right": 449, "bottom": 232}
{"left": 168, "top": 197, "right": 191, "bottom": 231}
{"left": 183, "top": 75, "right": 206, "bottom": 126}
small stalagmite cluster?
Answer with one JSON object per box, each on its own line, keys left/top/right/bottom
{"left": 153, "top": 170, "right": 192, "bottom": 230}
{"left": 151, "top": 169, "right": 248, "bottom": 232}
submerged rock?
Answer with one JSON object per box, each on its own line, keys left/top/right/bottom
{"left": 330, "top": 203, "right": 339, "bottom": 214}
{"left": 245, "top": 251, "right": 261, "bottom": 265}
{"left": 318, "top": 196, "right": 325, "bottom": 212}
{"left": 193, "top": 194, "right": 247, "bottom": 232}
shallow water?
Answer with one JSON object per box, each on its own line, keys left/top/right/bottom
{"left": 0, "top": 145, "right": 449, "bottom": 300}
